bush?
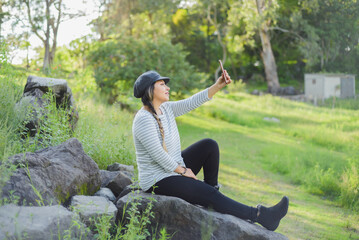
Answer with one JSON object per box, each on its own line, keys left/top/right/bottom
{"left": 88, "top": 36, "right": 208, "bottom": 103}
{"left": 0, "top": 43, "right": 27, "bottom": 200}
{"left": 306, "top": 165, "right": 341, "bottom": 198}
{"left": 226, "top": 79, "right": 246, "bottom": 93}
{"left": 340, "top": 160, "right": 359, "bottom": 211}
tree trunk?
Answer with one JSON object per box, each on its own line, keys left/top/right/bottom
{"left": 43, "top": 0, "right": 51, "bottom": 73}
{"left": 259, "top": 26, "right": 280, "bottom": 94}
{"left": 256, "top": 0, "right": 280, "bottom": 94}
{"left": 207, "top": 4, "right": 227, "bottom": 82}
{"left": 50, "top": 0, "right": 62, "bottom": 67}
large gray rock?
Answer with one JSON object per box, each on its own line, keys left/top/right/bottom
{"left": 0, "top": 204, "right": 92, "bottom": 240}
{"left": 17, "top": 75, "right": 78, "bottom": 137}
{"left": 100, "top": 170, "right": 132, "bottom": 196}
{"left": 70, "top": 195, "right": 118, "bottom": 227}
{"left": 94, "top": 187, "right": 116, "bottom": 202}
{"left": 115, "top": 182, "right": 141, "bottom": 201}
{"left": 100, "top": 170, "right": 121, "bottom": 187}
{"left": 107, "top": 172, "right": 132, "bottom": 197}
{"left": 107, "top": 163, "right": 135, "bottom": 178}
{"left": 1, "top": 138, "right": 101, "bottom": 206}
{"left": 116, "top": 192, "right": 288, "bottom": 240}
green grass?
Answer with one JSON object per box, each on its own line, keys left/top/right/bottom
{"left": 176, "top": 92, "right": 359, "bottom": 239}
{"left": 2, "top": 57, "right": 359, "bottom": 239}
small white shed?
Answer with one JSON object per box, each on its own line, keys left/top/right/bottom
{"left": 305, "top": 73, "right": 356, "bottom": 100}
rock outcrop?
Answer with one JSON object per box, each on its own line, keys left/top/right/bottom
{"left": 100, "top": 170, "right": 132, "bottom": 197}
{"left": 1, "top": 136, "right": 289, "bottom": 240}
{"left": 1, "top": 138, "right": 101, "bottom": 206}
{"left": 107, "top": 163, "right": 135, "bottom": 178}
{"left": 94, "top": 187, "right": 116, "bottom": 202}
{"left": 116, "top": 191, "right": 288, "bottom": 240}
{"left": 16, "top": 75, "right": 78, "bottom": 137}
{"left": 0, "top": 204, "right": 92, "bottom": 240}
{"left": 70, "top": 195, "right": 118, "bottom": 227}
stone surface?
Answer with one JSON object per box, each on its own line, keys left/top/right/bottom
{"left": 116, "top": 192, "right": 289, "bottom": 240}
{"left": 94, "top": 187, "right": 116, "bottom": 202}
{"left": 100, "top": 170, "right": 121, "bottom": 187}
{"left": 106, "top": 172, "right": 132, "bottom": 197}
{"left": 107, "top": 163, "right": 134, "bottom": 174}
{"left": 16, "top": 75, "right": 79, "bottom": 137}
{"left": 107, "top": 163, "right": 135, "bottom": 178}
{"left": 263, "top": 117, "right": 280, "bottom": 123}
{"left": 278, "top": 86, "right": 297, "bottom": 96}
{"left": 116, "top": 182, "right": 142, "bottom": 201}
{"left": 70, "top": 195, "right": 118, "bottom": 227}
{"left": 0, "top": 204, "right": 92, "bottom": 240}
{"left": 1, "top": 138, "right": 101, "bottom": 206}
{"left": 100, "top": 170, "right": 133, "bottom": 196}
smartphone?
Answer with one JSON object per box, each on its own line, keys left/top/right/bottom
{"left": 219, "top": 60, "right": 229, "bottom": 84}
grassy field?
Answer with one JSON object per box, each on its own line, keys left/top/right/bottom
{"left": 2, "top": 62, "right": 359, "bottom": 239}
{"left": 176, "top": 92, "right": 359, "bottom": 239}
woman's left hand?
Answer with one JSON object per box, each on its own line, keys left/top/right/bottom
{"left": 216, "top": 70, "right": 232, "bottom": 89}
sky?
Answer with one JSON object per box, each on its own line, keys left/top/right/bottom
{"left": 3, "top": 0, "right": 99, "bottom": 64}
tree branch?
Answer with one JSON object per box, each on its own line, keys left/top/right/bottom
{"left": 270, "top": 26, "right": 305, "bottom": 41}
{"left": 24, "top": 0, "right": 45, "bottom": 43}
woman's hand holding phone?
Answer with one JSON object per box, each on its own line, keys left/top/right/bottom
{"left": 219, "top": 60, "right": 230, "bottom": 84}
{"left": 218, "top": 60, "right": 232, "bottom": 87}
{"left": 208, "top": 60, "right": 232, "bottom": 98}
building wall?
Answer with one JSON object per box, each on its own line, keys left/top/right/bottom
{"left": 305, "top": 74, "right": 324, "bottom": 99}
{"left": 340, "top": 77, "right": 356, "bottom": 98}
{"left": 305, "top": 74, "right": 356, "bottom": 100}
{"left": 323, "top": 77, "right": 341, "bottom": 99}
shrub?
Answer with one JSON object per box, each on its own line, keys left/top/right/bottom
{"left": 226, "top": 79, "right": 246, "bottom": 93}
{"left": 88, "top": 36, "right": 208, "bottom": 103}
{"left": 305, "top": 165, "right": 341, "bottom": 198}
{"left": 0, "top": 43, "right": 27, "bottom": 197}
{"left": 340, "top": 160, "right": 359, "bottom": 211}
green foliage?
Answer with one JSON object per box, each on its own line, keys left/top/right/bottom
{"left": 120, "top": 195, "right": 155, "bottom": 239}
{"left": 88, "top": 36, "right": 208, "bottom": 102}
{"left": 226, "top": 79, "right": 246, "bottom": 93}
{"left": 299, "top": 0, "right": 359, "bottom": 74}
{"left": 20, "top": 91, "right": 74, "bottom": 152}
{"left": 0, "top": 43, "right": 27, "bottom": 199}
{"left": 73, "top": 97, "right": 135, "bottom": 169}
{"left": 306, "top": 165, "right": 341, "bottom": 198}
{"left": 340, "top": 160, "right": 359, "bottom": 211}
{"left": 170, "top": 8, "right": 222, "bottom": 75}
{"left": 317, "top": 96, "right": 359, "bottom": 110}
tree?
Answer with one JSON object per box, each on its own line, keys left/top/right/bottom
{"left": 11, "top": 0, "right": 84, "bottom": 73}
{"left": 299, "top": 0, "right": 359, "bottom": 73}
{"left": 88, "top": 36, "right": 207, "bottom": 103}
{"left": 229, "top": 0, "right": 281, "bottom": 94}
{"left": 92, "top": 0, "right": 179, "bottom": 41}
{"left": 169, "top": 7, "right": 222, "bottom": 76}
{"left": 206, "top": 1, "right": 229, "bottom": 81}
{"left": 0, "top": 1, "right": 10, "bottom": 41}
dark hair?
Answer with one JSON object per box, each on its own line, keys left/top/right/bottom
{"left": 141, "top": 83, "right": 168, "bottom": 152}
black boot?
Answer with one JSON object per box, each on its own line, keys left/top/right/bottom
{"left": 256, "top": 196, "right": 289, "bottom": 231}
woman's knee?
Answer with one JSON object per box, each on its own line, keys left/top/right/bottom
{"left": 201, "top": 138, "right": 219, "bottom": 150}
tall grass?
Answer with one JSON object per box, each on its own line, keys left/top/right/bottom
{"left": 0, "top": 44, "right": 28, "bottom": 195}
{"left": 73, "top": 96, "right": 136, "bottom": 169}
{"left": 191, "top": 91, "right": 359, "bottom": 210}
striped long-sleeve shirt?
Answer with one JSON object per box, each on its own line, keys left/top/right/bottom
{"left": 132, "top": 88, "right": 212, "bottom": 191}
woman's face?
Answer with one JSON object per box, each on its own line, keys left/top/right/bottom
{"left": 153, "top": 80, "right": 170, "bottom": 103}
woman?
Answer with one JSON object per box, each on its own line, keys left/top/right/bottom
{"left": 132, "top": 70, "right": 288, "bottom": 231}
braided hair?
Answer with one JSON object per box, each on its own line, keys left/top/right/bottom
{"left": 141, "top": 83, "right": 168, "bottom": 152}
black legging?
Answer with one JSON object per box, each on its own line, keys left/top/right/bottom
{"left": 146, "top": 138, "right": 258, "bottom": 221}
